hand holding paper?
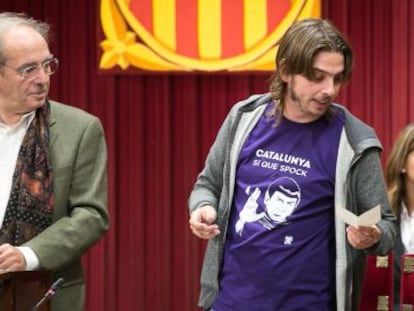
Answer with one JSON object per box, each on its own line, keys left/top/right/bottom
{"left": 336, "top": 205, "right": 381, "bottom": 227}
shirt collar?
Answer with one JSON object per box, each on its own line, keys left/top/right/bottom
{"left": 401, "top": 202, "right": 413, "bottom": 219}
{"left": 0, "top": 110, "right": 36, "bottom": 131}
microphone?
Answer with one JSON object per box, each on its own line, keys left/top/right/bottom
{"left": 31, "top": 277, "right": 65, "bottom": 311}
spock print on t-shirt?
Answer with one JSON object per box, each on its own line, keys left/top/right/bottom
{"left": 235, "top": 176, "right": 301, "bottom": 236}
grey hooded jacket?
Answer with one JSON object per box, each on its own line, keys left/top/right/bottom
{"left": 189, "top": 93, "right": 397, "bottom": 311}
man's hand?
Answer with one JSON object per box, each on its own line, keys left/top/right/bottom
{"left": 0, "top": 243, "right": 26, "bottom": 273}
{"left": 346, "top": 225, "right": 381, "bottom": 249}
{"left": 189, "top": 205, "right": 220, "bottom": 239}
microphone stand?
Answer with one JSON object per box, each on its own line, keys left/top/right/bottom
{"left": 31, "top": 278, "right": 65, "bottom": 311}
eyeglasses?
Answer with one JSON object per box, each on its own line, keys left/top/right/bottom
{"left": 2, "top": 57, "right": 59, "bottom": 79}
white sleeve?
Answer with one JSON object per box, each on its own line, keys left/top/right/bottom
{"left": 17, "top": 246, "right": 40, "bottom": 270}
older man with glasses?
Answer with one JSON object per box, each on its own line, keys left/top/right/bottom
{"left": 0, "top": 12, "right": 109, "bottom": 311}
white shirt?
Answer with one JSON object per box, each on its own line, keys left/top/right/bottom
{"left": 400, "top": 202, "right": 414, "bottom": 253}
{"left": 0, "top": 111, "right": 40, "bottom": 270}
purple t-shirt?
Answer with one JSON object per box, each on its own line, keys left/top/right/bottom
{"left": 212, "top": 105, "right": 345, "bottom": 311}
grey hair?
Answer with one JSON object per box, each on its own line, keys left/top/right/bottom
{"left": 0, "top": 12, "right": 50, "bottom": 64}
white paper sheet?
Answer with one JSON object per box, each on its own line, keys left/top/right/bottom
{"left": 336, "top": 205, "right": 381, "bottom": 227}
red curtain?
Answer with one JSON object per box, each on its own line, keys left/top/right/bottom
{"left": 323, "top": 0, "right": 414, "bottom": 157}
{"left": 0, "top": 1, "right": 413, "bottom": 310}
